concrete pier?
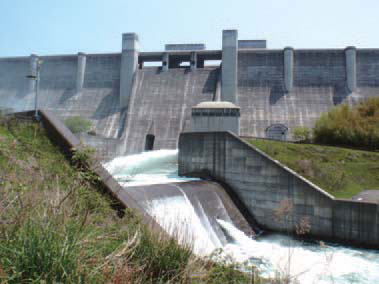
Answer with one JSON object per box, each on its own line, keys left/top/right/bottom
{"left": 120, "top": 33, "right": 139, "bottom": 109}
{"left": 284, "top": 47, "right": 294, "bottom": 92}
{"left": 76, "top": 52, "right": 86, "bottom": 94}
{"left": 190, "top": 52, "right": 197, "bottom": 71}
{"left": 221, "top": 30, "right": 238, "bottom": 103}
{"left": 29, "top": 54, "right": 38, "bottom": 94}
{"left": 345, "top": 46, "right": 357, "bottom": 93}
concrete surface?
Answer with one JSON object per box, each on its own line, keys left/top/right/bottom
{"left": 0, "top": 54, "right": 122, "bottom": 140}
{"left": 36, "top": 110, "right": 165, "bottom": 234}
{"left": 120, "top": 33, "right": 139, "bottom": 109}
{"left": 125, "top": 181, "right": 256, "bottom": 240}
{"left": 120, "top": 67, "right": 219, "bottom": 154}
{"left": 2, "top": 31, "right": 379, "bottom": 155}
{"left": 178, "top": 131, "right": 379, "bottom": 247}
{"left": 165, "top": 44, "right": 205, "bottom": 51}
{"left": 238, "top": 40, "right": 266, "bottom": 49}
{"left": 352, "top": 190, "right": 379, "bottom": 203}
{"left": 221, "top": 30, "right": 238, "bottom": 103}
{"left": 191, "top": 101, "right": 240, "bottom": 135}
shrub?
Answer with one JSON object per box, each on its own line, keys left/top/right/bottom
{"left": 64, "top": 116, "right": 92, "bottom": 134}
{"left": 313, "top": 98, "right": 379, "bottom": 150}
{"left": 292, "top": 127, "right": 312, "bottom": 143}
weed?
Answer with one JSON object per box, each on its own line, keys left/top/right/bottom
{"left": 205, "top": 261, "right": 250, "bottom": 283}
{"left": 64, "top": 116, "right": 92, "bottom": 134}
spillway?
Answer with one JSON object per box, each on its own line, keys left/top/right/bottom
{"left": 105, "top": 150, "right": 379, "bottom": 283}
{"left": 104, "top": 149, "right": 254, "bottom": 255}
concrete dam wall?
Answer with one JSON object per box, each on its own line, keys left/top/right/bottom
{"left": 121, "top": 67, "right": 219, "bottom": 154}
{"left": 1, "top": 30, "right": 379, "bottom": 155}
{"left": 0, "top": 54, "right": 121, "bottom": 138}
{"left": 238, "top": 49, "right": 379, "bottom": 137}
{"left": 178, "top": 132, "right": 379, "bottom": 247}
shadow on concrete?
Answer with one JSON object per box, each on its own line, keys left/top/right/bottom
{"left": 269, "top": 85, "right": 286, "bottom": 105}
{"left": 333, "top": 84, "right": 350, "bottom": 105}
{"left": 58, "top": 88, "right": 76, "bottom": 104}
{"left": 92, "top": 91, "right": 120, "bottom": 120}
{"left": 202, "top": 68, "right": 219, "bottom": 95}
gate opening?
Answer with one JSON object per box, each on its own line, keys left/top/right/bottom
{"left": 144, "top": 134, "right": 155, "bottom": 151}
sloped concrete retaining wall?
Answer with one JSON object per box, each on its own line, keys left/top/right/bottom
{"left": 178, "top": 132, "right": 379, "bottom": 247}
{"left": 37, "top": 110, "right": 164, "bottom": 232}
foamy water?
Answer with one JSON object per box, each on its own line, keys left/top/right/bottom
{"left": 143, "top": 195, "right": 223, "bottom": 255}
{"left": 218, "top": 220, "right": 379, "bottom": 284}
{"left": 104, "top": 149, "right": 197, "bottom": 186}
{"left": 105, "top": 150, "right": 379, "bottom": 283}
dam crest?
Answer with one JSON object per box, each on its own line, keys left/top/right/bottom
{"left": 1, "top": 30, "right": 379, "bottom": 158}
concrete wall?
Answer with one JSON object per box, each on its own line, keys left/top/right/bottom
{"left": 2, "top": 46, "right": 379, "bottom": 154}
{"left": 221, "top": 30, "right": 238, "bottom": 103}
{"left": 121, "top": 67, "right": 219, "bottom": 154}
{"left": 77, "top": 133, "right": 120, "bottom": 161}
{"left": 34, "top": 110, "right": 165, "bottom": 234}
{"left": 238, "top": 49, "right": 379, "bottom": 139}
{"left": 178, "top": 132, "right": 379, "bottom": 247}
{"left": 0, "top": 54, "right": 122, "bottom": 139}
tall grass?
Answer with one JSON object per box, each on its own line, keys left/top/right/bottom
{"left": 0, "top": 219, "right": 85, "bottom": 283}
{"left": 313, "top": 97, "right": 379, "bottom": 150}
{"left": 0, "top": 118, "right": 258, "bottom": 283}
{"left": 0, "top": 118, "right": 194, "bottom": 283}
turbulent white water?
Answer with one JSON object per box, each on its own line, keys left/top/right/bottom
{"left": 105, "top": 150, "right": 379, "bottom": 284}
{"left": 104, "top": 149, "right": 198, "bottom": 186}
{"left": 218, "top": 220, "right": 379, "bottom": 284}
{"left": 144, "top": 195, "right": 223, "bottom": 255}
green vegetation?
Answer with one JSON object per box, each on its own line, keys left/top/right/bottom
{"left": 248, "top": 139, "right": 379, "bottom": 199}
{"left": 292, "top": 126, "right": 312, "bottom": 143}
{"left": 248, "top": 98, "right": 379, "bottom": 198}
{"left": 0, "top": 116, "right": 268, "bottom": 283}
{"left": 64, "top": 116, "right": 92, "bottom": 134}
{"left": 313, "top": 97, "right": 379, "bottom": 150}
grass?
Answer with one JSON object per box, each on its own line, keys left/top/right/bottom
{"left": 248, "top": 138, "right": 379, "bottom": 199}
{"left": 0, "top": 115, "right": 266, "bottom": 283}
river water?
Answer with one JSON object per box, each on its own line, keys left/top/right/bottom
{"left": 104, "top": 150, "right": 379, "bottom": 284}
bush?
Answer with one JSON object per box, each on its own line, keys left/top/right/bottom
{"left": 64, "top": 116, "right": 92, "bottom": 134}
{"left": 313, "top": 98, "right": 379, "bottom": 150}
{"left": 292, "top": 127, "right": 312, "bottom": 143}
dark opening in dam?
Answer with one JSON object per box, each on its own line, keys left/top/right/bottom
{"left": 144, "top": 134, "right": 155, "bottom": 151}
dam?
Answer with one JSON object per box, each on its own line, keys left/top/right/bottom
{"left": 103, "top": 149, "right": 379, "bottom": 283}
{"left": 2, "top": 29, "right": 379, "bottom": 282}
{"left": 1, "top": 30, "right": 379, "bottom": 158}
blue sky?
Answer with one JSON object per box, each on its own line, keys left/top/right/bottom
{"left": 1, "top": 0, "right": 379, "bottom": 56}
